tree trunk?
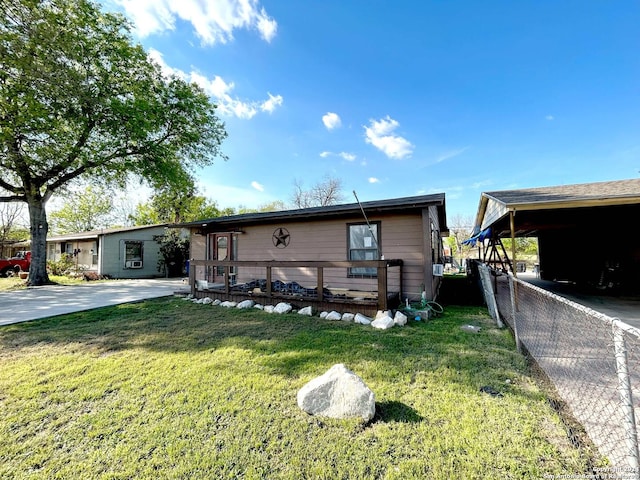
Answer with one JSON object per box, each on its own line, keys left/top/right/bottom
{"left": 26, "top": 196, "right": 50, "bottom": 286}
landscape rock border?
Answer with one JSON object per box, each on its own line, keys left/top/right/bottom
{"left": 182, "top": 294, "right": 431, "bottom": 330}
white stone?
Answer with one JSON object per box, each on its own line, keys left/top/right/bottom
{"left": 221, "top": 301, "right": 237, "bottom": 308}
{"left": 297, "top": 364, "right": 375, "bottom": 422}
{"left": 461, "top": 325, "right": 481, "bottom": 333}
{"left": 375, "top": 310, "right": 392, "bottom": 319}
{"left": 274, "top": 302, "right": 292, "bottom": 314}
{"left": 237, "top": 299, "right": 255, "bottom": 309}
{"left": 319, "top": 311, "right": 329, "bottom": 319}
{"left": 202, "top": 297, "right": 213, "bottom": 305}
{"left": 341, "top": 313, "right": 355, "bottom": 322}
{"left": 212, "top": 299, "right": 222, "bottom": 306}
{"left": 298, "top": 306, "right": 313, "bottom": 316}
{"left": 354, "top": 313, "right": 372, "bottom": 325}
{"left": 371, "top": 315, "right": 395, "bottom": 330}
{"left": 393, "top": 311, "right": 408, "bottom": 326}
{"left": 263, "top": 305, "right": 275, "bottom": 313}
{"left": 253, "top": 304, "right": 264, "bottom": 310}
{"left": 325, "top": 311, "right": 342, "bottom": 321}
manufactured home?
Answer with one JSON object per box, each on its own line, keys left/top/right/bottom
{"left": 46, "top": 224, "right": 177, "bottom": 279}
{"left": 179, "top": 194, "right": 448, "bottom": 316}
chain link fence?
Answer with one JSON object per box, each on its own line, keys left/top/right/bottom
{"left": 475, "top": 262, "right": 640, "bottom": 474}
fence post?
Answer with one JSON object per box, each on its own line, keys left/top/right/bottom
{"left": 612, "top": 320, "right": 640, "bottom": 471}
{"left": 508, "top": 276, "right": 521, "bottom": 353}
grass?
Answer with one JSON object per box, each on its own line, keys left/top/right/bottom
{"left": 0, "top": 275, "right": 88, "bottom": 291}
{"left": 0, "top": 297, "right": 602, "bottom": 479}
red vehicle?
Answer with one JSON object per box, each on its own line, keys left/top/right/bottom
{"left": 0, "top": 251, "right": 31, "bottom": 277}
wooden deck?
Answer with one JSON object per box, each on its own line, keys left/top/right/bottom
{"left": 189, "top": 259, "right": 403, "bottom": 317}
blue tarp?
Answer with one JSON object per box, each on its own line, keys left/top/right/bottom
{"left": 462, "top": 227, "right": 492, "bottom": 246}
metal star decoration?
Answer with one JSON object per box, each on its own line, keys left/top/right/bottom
{"left": 272, "top": 227, "right": 291, "bottom": 248}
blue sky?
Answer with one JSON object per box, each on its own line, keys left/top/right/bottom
{"left": 104, "top": 0, "right": 640, "bottom": 221}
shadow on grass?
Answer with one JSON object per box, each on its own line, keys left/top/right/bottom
{"left": 374, "top": 400, "right": 423, "bottom": 423}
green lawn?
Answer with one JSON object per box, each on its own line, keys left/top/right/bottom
{"left": 0, "top": 298, "right": 601, "bottom": 479}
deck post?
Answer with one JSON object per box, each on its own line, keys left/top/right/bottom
{"left": 189, "top": 258, "right": 196, "bottom": 296}
{"left": 377, "top": 263, "right": 387, "bottom": 311}
{"left": 224, "top": 265, "right": 230, "bottom": 294}
{"left": 317, "top": 267, "right": 324, "bottom": 301}
{"left": 266, "top": 266, "right": 272, "bottom": 300}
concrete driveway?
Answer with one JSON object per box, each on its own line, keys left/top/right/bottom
{"left": 0, "top": 278, "right": 189, "bottom": 326}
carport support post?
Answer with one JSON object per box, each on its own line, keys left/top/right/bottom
{"left": 613, "top": 320, "right": 640, "bottom": 470}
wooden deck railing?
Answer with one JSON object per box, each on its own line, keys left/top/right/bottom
{"left": 188, "top": 259, "right": 403, "bottom": 313}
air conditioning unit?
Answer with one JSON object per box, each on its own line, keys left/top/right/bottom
{"left": 125, "top": 260, "right": 143, "bottom": 269}
{"left": 432, "top": 264, "right": 444, "bottom": 277}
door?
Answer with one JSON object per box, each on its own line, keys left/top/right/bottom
{"left": 208, "top": 233, "right": 234, "bottom": 284}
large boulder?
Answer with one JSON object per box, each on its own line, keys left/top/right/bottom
{"left": 297, "top": 364, "right": 376, "bottom": 422}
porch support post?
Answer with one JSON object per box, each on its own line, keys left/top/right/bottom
{"left": 317, "top": 267, "right": 324, "bottom": 301}
{"left": 266, "top": 266, "right": 272, "bottom": 300}
{"left": 224, "top": 264, "right": 230, "bottom": 294}
{"left": 377, "top": 263, "right": 387, "bottom": 311}
{"left": 190, "top": 258, "right": 195, "bottom": 297}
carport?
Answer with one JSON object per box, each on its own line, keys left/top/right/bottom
{"left": 468, "top": 178, "right": 640, "bottom": 295}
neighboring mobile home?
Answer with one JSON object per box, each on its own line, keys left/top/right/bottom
{"left": 47, "top": 224, "right": 177, "bottom": 279}
{"left": 179, "top": 194, "right": 448, "bottom": 316}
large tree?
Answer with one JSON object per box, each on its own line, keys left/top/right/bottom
{"left": 49, "top": 185, "right": 114, "bottom": 234}
{"left": 129, "top": 180, "right": 228, "bottom": 225}
{"left": 0, "top": 0, "right": 226, "bottom": 285}
{"left": 291, "top": 175, "right": 345, "bottom": 209}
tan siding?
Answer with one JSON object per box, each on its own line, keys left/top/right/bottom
{"left": 193, "top": 212, "right": 433, "bottom": 301}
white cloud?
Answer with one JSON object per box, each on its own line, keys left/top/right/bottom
{"left": 368, "top": 177, "right": 380, "bottom": 184}
{"left": 364, "top": 116, "right": 414, "bottom": 159}
{"left": 251, "top": 181, "right": 264, "bottom": 192}
{"left": 546, "top": 115, "right": 555, "bottom": 121}
{"left": 319, "top": 151, "right": 356, "bottom": 162}
{"left": 148, "top": 48, "right": 282, "bottom": 119}
{"left": 436, "top": 147, "right": 469, "bottom": 163}
{"left": 114, "top": 0, "right": 277, "bottom": 45}
{"left": 261, "top": 93, "right": 283, "bottom": 113}
{"left": 322, "top": 112, "right": 342, "bottom": 130}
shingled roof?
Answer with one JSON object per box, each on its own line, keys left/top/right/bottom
{"left": 474, "top": 178, "right": 640, "bottom": 236}
{"left": 483, "top": 178, "right": 640, "bottom": 209}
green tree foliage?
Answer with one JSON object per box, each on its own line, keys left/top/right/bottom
{"left": 49, "top": 185, "right": 114, "bottom": 234}
{"left": 0, "top": 0, "right": 226, "bottom": 285}
{"left": 130, "top": 182, "right": 227, "bottom": 225}
{"left": 501, "top": 237, "right": 539, "bottom": 257}
{"left": 154, "top": 229, "right": 189, "bottom": 277}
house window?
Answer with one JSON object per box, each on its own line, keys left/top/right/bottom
{"left": 124, "top": 241, "right": 143, "bottom": 268}
{"left": 347, "top": 222, "right": 380, "bottom": 277}
{"left": 91, "top": 241, "right": 98, "bottom": 265}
